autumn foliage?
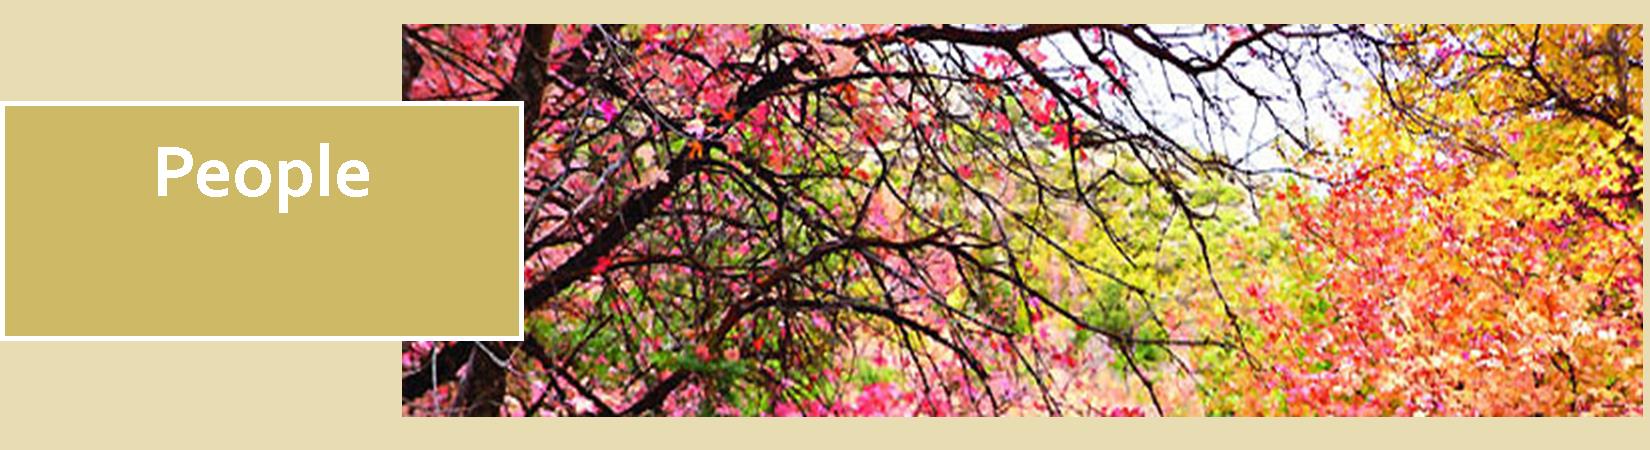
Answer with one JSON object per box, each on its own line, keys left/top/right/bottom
{"left": 1208, "top": 25, "right": 1643, "bottom": 416}
{"left": 400, "top": 24, "right": 1642, "bottom": 416}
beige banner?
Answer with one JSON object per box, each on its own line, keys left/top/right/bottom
{"left": 0, "top": 2, "right": 1644, "bottom": 449}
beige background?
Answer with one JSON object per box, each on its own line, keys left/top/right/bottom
{"left": 6, "top": 106, "right": 519, "bottom": 336}
{"left": 0, "top": 1, "right": 1643, "bottom": 448}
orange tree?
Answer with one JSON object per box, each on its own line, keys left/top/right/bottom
{"left": 1202, "top": 24, "right": 1642, "bottom": 416}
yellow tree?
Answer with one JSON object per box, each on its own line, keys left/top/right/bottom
{"left": 1203, "top": 24, "right": 1642, "bottom": 416}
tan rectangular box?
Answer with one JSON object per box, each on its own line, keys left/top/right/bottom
{"left": 3, "top": 103, "right": 522, "bottom": 338}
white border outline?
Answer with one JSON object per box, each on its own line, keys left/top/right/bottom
{"left": 0, "top": 101, "right": 526, "bottom": 342}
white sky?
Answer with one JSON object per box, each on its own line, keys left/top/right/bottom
{"left": 1028, "top": 25, "right": 1371, "bottom": 174}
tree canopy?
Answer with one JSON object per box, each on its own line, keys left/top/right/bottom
{"left": 400, "top": 24, "right": 1641, "bottom": 416}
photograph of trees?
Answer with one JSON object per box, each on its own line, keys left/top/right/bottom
{"left": 401, "top": 24, "right": 1641, "bottom": 416}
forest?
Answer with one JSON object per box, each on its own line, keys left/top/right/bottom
{"left": 400, "top": 24, "right": 1642, "bottom": 416}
